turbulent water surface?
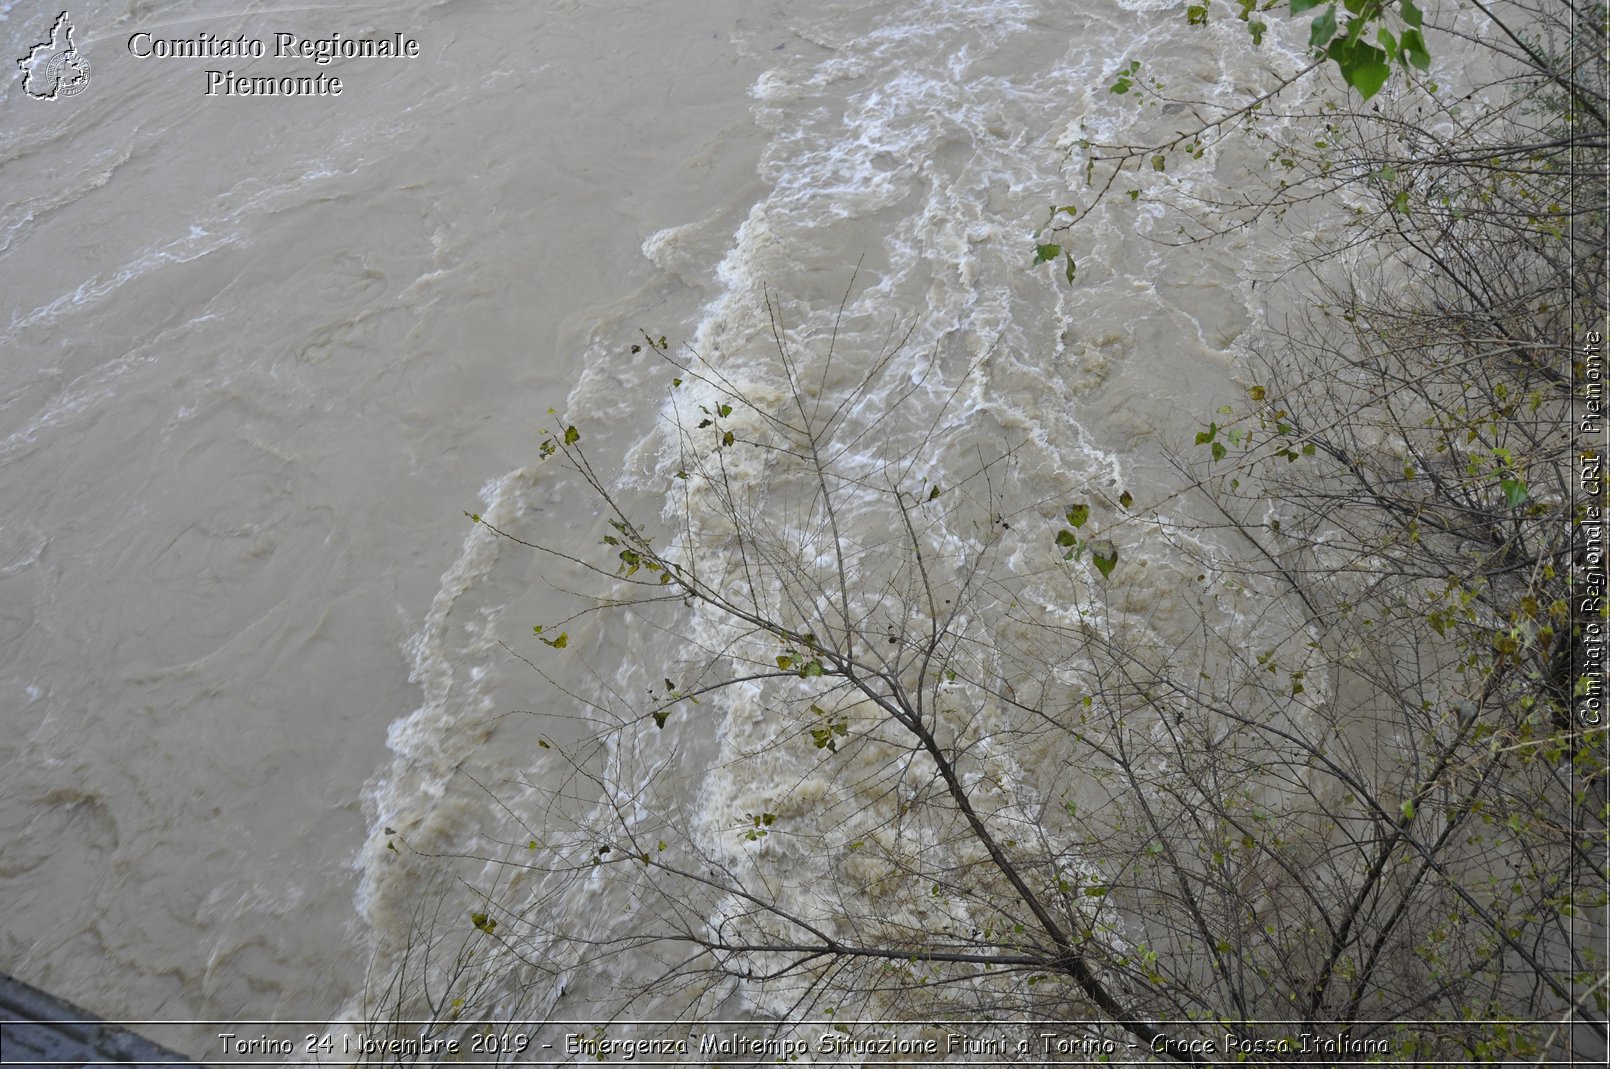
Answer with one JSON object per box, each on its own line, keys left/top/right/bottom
{"left": 0, "top": 0, "right": 1326, "bottom": 1057}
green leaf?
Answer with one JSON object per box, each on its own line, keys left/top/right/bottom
{"left": 1066, "top": 503, "right": 1090, "bottom": 528}
{"left": 1055, "top": 529, "right": 1079, "bottom": 548}
{"left": 1034, "top": 243, "right": 1061, "bottom": 264}
{"left": 564, "top": 425, "right": 581, "bottom": 445}
{"left": 1400, "top": 27, "right": 1430, "bottom": 69}
{"left": 1309, "top": 4, "right": 1338, "bottom": 48}
{"left": 1151, "top": 153, "right": 1167, "bottom": 172}
{"left": 1399, "top": 799, "right": 1416, "bottom": 821}
{"left": 1210, "top": 441, "right": 1228, "bottom": 462}
{"left": 928, "top": 484, "right": 941, "bottom": 500}
{"left": 1248, "top": 19, "right": 1267, "bottom": 44}
{"left": 1064, "top": 252, "right": 1078, "bottom": 284}
{"left": 541, "top": 632, "right": 569, "bottom": 649}
{"left": 717, "top": 403, "right": 733, "bottom": 417}
{"left": 1196, "top": 422, "right": 1218, "bottom": 445}
{"left": 1377, "top": 26, "right": 1398, "bottom": 62}
{"left": 1399, "top": 0, "right": 1423, "bottom": 28}
{"left": 1331, "top": 37, "right": 1391, "bottom": 98}
{"left": 1090, "top": 539, "right": 1119, "bottom": 579}
{"left": 1289, "top": 0, "right": 1326, "bottom": 12}
{"left": 1186, "top": 3, "right": 1209, "bottom": 24}
{"left": 1500, "top": 476, "right": 1528, "bottom": 508}
{"left": 1118, "top": 490, "right": 1133, "bottom": 508}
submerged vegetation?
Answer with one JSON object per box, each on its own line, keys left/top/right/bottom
{"left": 365, "top": 0, "right": 1605, "bottom": 1062}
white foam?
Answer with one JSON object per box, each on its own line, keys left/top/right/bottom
{"left": 356, "top": 468, "right": 535, "bottom": 918}
{"left": 359, "top": 0, "right": 1340, "bottom": 1026}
